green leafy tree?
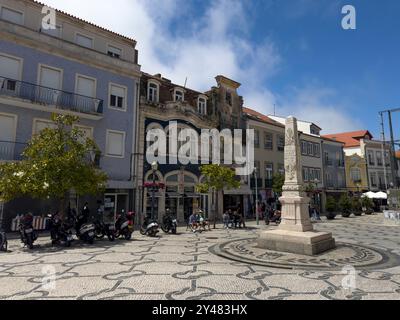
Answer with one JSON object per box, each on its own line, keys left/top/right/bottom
{"left": 325, "top": 196, "right": 337, "bottom": 213}
{"left": 339, "top": 193, "right": 352, "bottom": 217}
{"left": 0, "top": 114, "right": 107, "bottom": 215}
{"left": 272, "top": 173, "right": 285, "bottom": 194}
{"left": 361, "top": 197, "right": 374, "bottom": 210}
{"left": 196, "top": 164, "right": 241, "bottom": 227}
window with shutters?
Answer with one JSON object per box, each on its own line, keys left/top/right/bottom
{"left": 75, "top": 33, "right": 93, "bottom": 49}
{"left": 0, "top": 113, "right": 17, "bottom": 161}
{"left": 0, "top": 7, "right": 23, "bottom": 25}
{"left": 73, "top": 125, "right": 93, "bottom": 144}
{"left": 106, "top": 130, "right": 125, "bottom": 158}
{"left": 107, "top": 45, "right": 122, "bottom": 59}
{"left": 33, "top": 119, "right": 57, "bottom": 135}
{"left": 75, "top": 74, "right": 96, "bottom": 97}
{"left": 109, "top": 83, "right": 127, "bottom": 111}
{"left": 39, "top": 65, "right": 62, "bottom": 90}
{"left": 0, "top": 53, "right": 22, "bottom": 92}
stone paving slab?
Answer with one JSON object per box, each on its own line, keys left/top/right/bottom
{"left": 0, "top": 214, "right": 399, "bottom": 300}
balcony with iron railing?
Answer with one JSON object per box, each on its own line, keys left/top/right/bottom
{"left": 0, "top": 77, "right": 103, "bottom": 118}
{"left": 0, "top": 141, "right": 27, "bottom": 161}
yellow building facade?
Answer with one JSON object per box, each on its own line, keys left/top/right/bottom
{"left": 345, "top": 154, "right": 369, "bottom": 192}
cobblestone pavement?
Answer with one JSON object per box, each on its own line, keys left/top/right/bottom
{"left": 0, "top": 214, "right": 400, "bottom": 300}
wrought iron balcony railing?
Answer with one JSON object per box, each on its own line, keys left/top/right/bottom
{"left": 0, "top": 77, "right": 103, "bottom": 115}
{"left": 0, "top": 141, "right": 27, "bottom": 161}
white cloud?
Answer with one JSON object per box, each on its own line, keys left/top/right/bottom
{"left": 40, "top": 0, "right": 361, "bottom": 133}
{"left": 275, "top": 86, "right": 362, "bottom": 134}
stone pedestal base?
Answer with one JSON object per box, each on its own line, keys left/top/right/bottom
{"left": 257, "top": 229, "right": 336, "bottom": 256}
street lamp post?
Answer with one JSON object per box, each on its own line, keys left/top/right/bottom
{"left": 254, "top": 167, "right": 259, "bottom": 226}
{"left": 151, "top": 161, "right": 158, "bottom": 221}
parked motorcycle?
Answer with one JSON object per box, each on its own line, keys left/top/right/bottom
{"left": 140, "top": 216, "right": 159, "bottom": 237}
{"left": 94, "top": 219, "right": 116, "bottom": 242}
{"left": 48, "top": 213, "right": 74, "bottom": 247}
{"left": 161, "top": 212, "right": 177, "bottom": 234}
{"left": 115, "top": 210, "right": 134, "bottom": 240}
{"left": 74, "top": 212, "right": 95, "bottom": 244}
{"left": 0, "top": 230, "right": 7, "bottom": 252}
{"left": 19, "top": 213, "right": 38, "bottom": 249}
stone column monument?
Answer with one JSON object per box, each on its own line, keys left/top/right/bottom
{"left": 258, "top": 117, "right": 335, "bottom": 255}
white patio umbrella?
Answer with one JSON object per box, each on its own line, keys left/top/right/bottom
{"left": 362, "top": 191, "right": 377, "bottom": 199}
{"left": 375, "top": 191, "right": 388, "bottom": 200}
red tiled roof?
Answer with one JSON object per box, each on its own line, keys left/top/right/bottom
{"left": 243, "top": 107, "right": 284, "bottom": 127}
{"left": 322, "top": 130, "right": 373, "bottom": 148}
{"left": 396, "top": 150, "right": 400, "bottom": 159}
{"left": 31, "top": 0, "right": 136, "bottom": 43}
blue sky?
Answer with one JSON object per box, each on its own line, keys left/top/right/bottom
{"left": 41, "top": 0, "right": 400, "bottom": 139}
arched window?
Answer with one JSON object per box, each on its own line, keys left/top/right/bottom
{"left": 174, "top": 88, "right": 184, "bottom": 102}
{"left": 147, "top": 173, "right": 159, "bottom": 182}
{"left": 184, "top": 175, "right": 195, "bottom": 184}
{"left": 144, "top": 170, "right": 162, "bottom": 183}
{"left": 198, "top": 97, "right": 207, "bottom": 115}
{"left": 166, "top": 174, "right": 179, "bottom": 183}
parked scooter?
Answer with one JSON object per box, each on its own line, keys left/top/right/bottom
{"left": 161, "top": 210, "right": 177, "bottom": 234}
{"left": 74, "top": 210, "right": 96, "bottom": 244}
{"left": 115, "top": 210, "right": 134, "bottom": 240}
{"left": 48, "top": 212, "right": 74, "bottom": 247}
{"left": 140, "top": 216, "right": 159, "bottom": 237}
{"left": 19, "top": 212, "right": 38, "bottom": 250}
{"left": 0, "top": 229, "right": 7, "bottom": 252}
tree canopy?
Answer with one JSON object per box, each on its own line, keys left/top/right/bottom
{"left": 196, "top": 164, "right": 241, "bottom": 194}
{"left": 272, "top": 173, "right": 285, "bottom": 194}
{"left": 0, "top": 114, "right": 107, "bottom": 209}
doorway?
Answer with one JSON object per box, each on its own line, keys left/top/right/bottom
{"left": 104, "top": 193, "right": 128, "bottom": 223}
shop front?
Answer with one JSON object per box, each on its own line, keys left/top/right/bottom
{"left": 143, "top": 170, "right": 211, "bottom": 224}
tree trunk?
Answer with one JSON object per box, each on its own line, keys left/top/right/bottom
{"left": 59, "top": 196, "right": 67, "bottom": 219}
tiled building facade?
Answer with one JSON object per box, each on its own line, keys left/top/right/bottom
{"left": 0, "top": 0, "right": 140, "bottom": 230}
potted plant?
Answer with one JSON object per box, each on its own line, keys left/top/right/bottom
{"left": 325, "top": 196, "right": 337, "bottom": 220}
{"left": 339, "top": 194, "right": 352, "bottom": 218}
{"left": 361, "top": 197, "right": 374, "bottom": 215}
{"left": 351, "top": 197, "right": 363, "bottom": 216}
